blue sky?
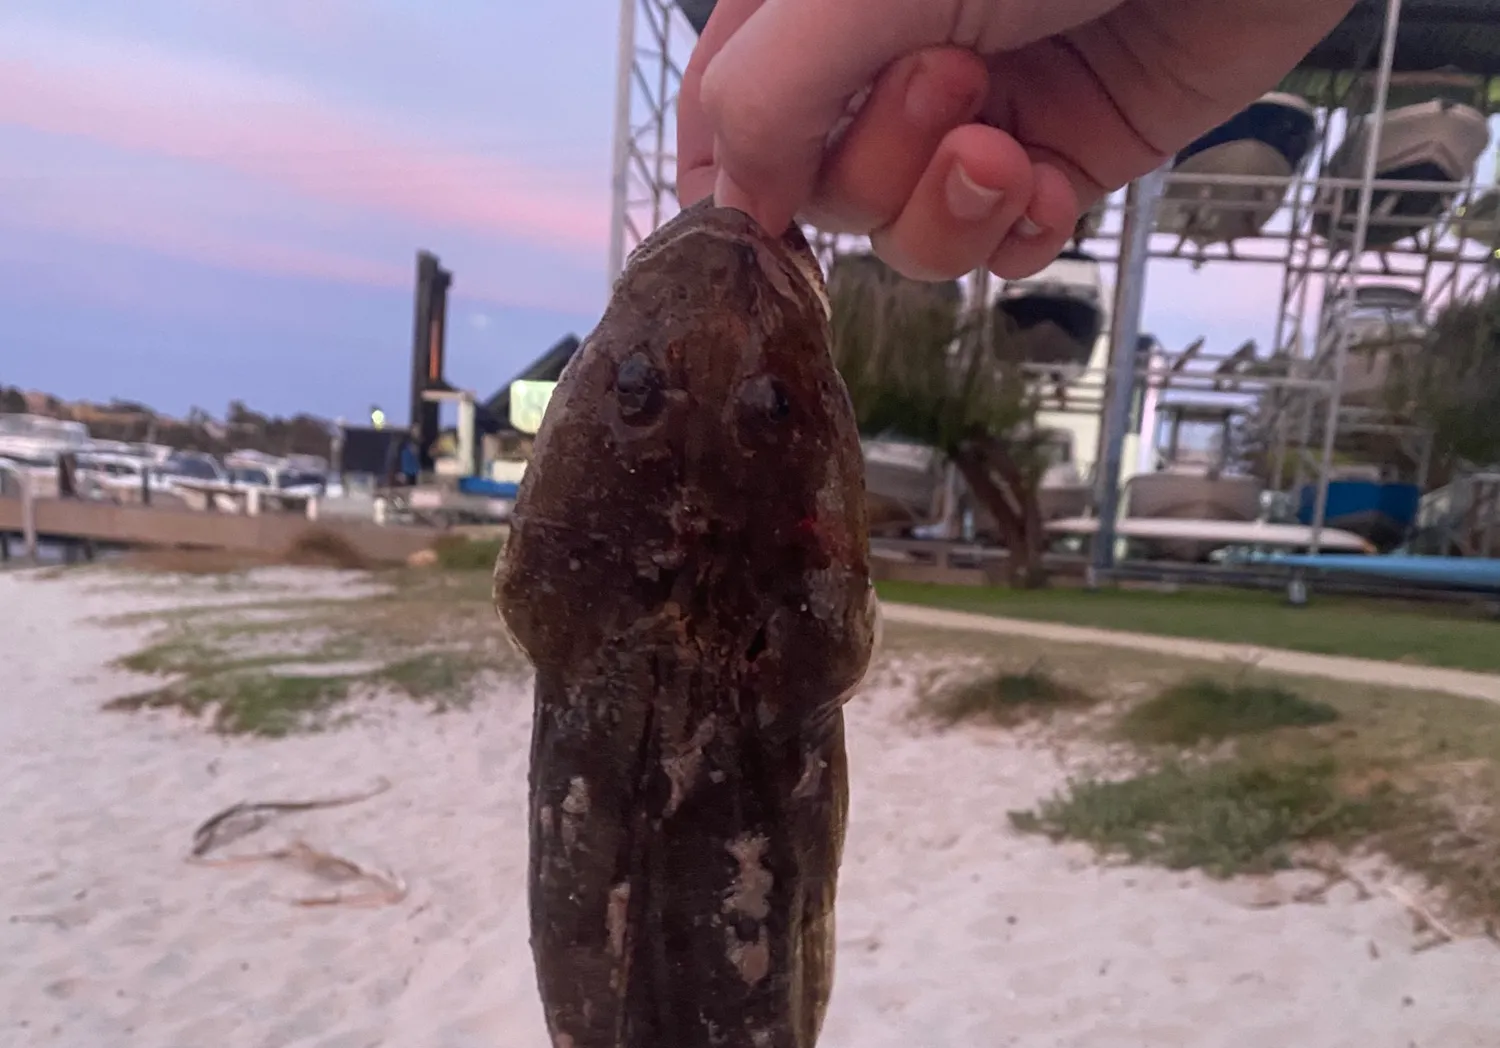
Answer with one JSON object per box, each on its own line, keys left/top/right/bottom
{"left": 7, "top": 2, "right": 1477, "bottom": 424}
{"left": 1, "top": 1, "right": 619, "bottom": 420}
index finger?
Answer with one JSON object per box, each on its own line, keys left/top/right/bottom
{"left": 677, "top": 0, "right": 766, "bottom": 210}
{"left": 679, "top": 0, "right": 1128, "bottom": 233}
{"left": 680, "top": 0, "right": 965, "bottom": 233}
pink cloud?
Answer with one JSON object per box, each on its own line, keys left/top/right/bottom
{"left": 0, "top": 26, "right": 610, "bottom": 256}
{"left": 0, "top": 165, "right": 604, "bottom": 316}
{"left": 10, "top": 195, "right": 411, "bottom": 292}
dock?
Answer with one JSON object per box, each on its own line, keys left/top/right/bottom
{"left": 0, "top": 494, "right": 439, "bottom": 565}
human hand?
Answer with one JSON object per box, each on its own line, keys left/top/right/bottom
{"left": 677, "top": 0, "right": 1356, "bottom": 281}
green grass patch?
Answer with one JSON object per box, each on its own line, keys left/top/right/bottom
{"left": 1118, "top": 676, "right": 1340, "bottom": 746}
{"left": 1010, "top": 758, "right": 1400, "bottom": 878}
{"left": 116, "top": 636, "right": 222, "bottom": 676}
{"left": 925, "top": 664, "right": 1097, "bottom": 727}
{"left": 104, "top": 567, "right": 526, "bottom": 736}
{"left": 373, "top": 651, "right": 487, "bottom": 704}
{"left": 432, "top": 535, "right": 505, "bottom": 571}
{"left": 106, "top": 671, "right": 354, "bottom": 737}
{"left": 877, "top": 580, "right": 1500, "bottom": 673}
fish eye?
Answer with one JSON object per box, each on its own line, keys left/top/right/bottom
{"left": 614, "top": 352, "right": 664, "bottom": 424}
{"left": 737, "top": 375, "right": 792, "bottom": 423}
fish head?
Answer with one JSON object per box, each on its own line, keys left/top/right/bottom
{"left": 497, "top": 203, "right": 877, "bottom": 716}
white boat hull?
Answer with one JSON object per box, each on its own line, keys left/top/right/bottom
{"left": 1316, "top": 98, "right": 1492, "bottom": 246}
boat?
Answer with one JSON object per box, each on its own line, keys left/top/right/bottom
{"left": 224, "top": 451, "right": 329, "bottom": 509}
{"left": 0, "top": 414, "right": 90, "bottom": 500}
{"left": 1313, "top": 71, "right": 1491, "bottom": 248}
{"left": 862, "top": 438, "right": 945, "bottom": 534}
{"left": 1158, "top": 91, "right": 1318, "bottom": 246}
{"left": 1122, "top": 468, "right": 1265, "bottom": 561}
{"left": 1318, "top": 284, "right": 1427, "bottom": 409}
{"left": 1295, "top": 469, "right": 1420, "bottom": 551}
{"left": 153, "top": 451, "right": 236, "bottom": 512}
{"left": 1122, "top": 402, "right": 1264, "bottom": 561}
{"left": 75, "top": 451, "right": 189, "bottom": 508}
{"left": 0, "top": 414, "right": 88, "bottom": 468}
{"left": 677, "top": 0, "right": 715, "bottom": 33}
{"left": 991, "top": 249, "right": 1104, "bottom": 377}
{"left": 1047, "top": 516, "right": 1373, "bottom": 554}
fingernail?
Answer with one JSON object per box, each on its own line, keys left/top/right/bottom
{"left": 1015, "top": 215, "right": 1045, "bottom": 239}
{"left": 946, "top": 162, "right": 1003, "bottom": 222}
{"left": 905, "top": 65, "right": 979, "bottom": 128}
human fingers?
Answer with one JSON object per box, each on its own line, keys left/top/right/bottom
{"left": 677, "top": 0, "right": 766, "bottom": 209}
{"left": 987, "top": 161, "right": 1078, "bottom": 279}
{"left": 802, "top": 47, "right": 989, "bottom": 235}
{"left": 869, "top": 123, "right": 1038, "bottom": 282}
{"left": 698, "top": 0, "right": 972, "bottom": 233}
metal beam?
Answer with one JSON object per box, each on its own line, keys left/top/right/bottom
{"left": 1090, "top": 165, "right": 1169, "bottom": 577}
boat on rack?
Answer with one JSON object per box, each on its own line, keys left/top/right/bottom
{"left": 1121, "top": 402, "right": 1264, "bottom": 561}
{"left": 1295, "top": 466, "right": 1421, "bottom": 552}
{"left": 1318, "top": 284, "right": 1427, "bottom": 409}
{"left": 677, "top": 0, "right": 715, "bottom": 33}
{"left": 861, "top": 437, "right": 945, "bottom": 535}
{"left": 991, "top": 249, "right": 1104, "bottom": 379}
{"left": 1048, "top": 516, "right": 1373, "bottom": 554}
{"left": 1158, "top": 91, "right": 1319, "bottom": 246}
{"left": 1313, "top": 70, "right": 1491, "bottom": 248}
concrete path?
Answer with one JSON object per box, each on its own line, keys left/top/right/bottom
{"left": 881, "top": 601, "right": 1500, "bottom": 705}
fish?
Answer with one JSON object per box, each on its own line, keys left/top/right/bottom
{"left": 494, "top": 200, "right": 879, "bottom": 1048}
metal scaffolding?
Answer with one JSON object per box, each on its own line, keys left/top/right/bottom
{"left": 1071, "top": 0, "right": 1500, "bottom": 557}
{"left": 610, "top": 0, "right": 1500, "bottom": 556}
{"left": 607, "top": 0, "right": 696, "bottom": 286}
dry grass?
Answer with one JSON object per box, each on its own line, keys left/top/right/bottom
{"left": 922, "top": 663, "right": 1100, "bottom": 727}
{"left": 106, "top": 567, "right": 521, "bottom": 736}
{"left": 431, "top": 534, "right": 505, "bottom": 571}
{"left": 96, "top": 568, "right": 1500, "bottom": 929}
{"left": 887, "top": 622, "right": 1500, "bottom": 929}
{"left": 118, "top": 547, "right": 270, "bottom": 575}
{"left": 1116, "top": 676, "right": 1341, "bottom": 747}
{"left": 115, "top": 527, "right": 378, "bottom": 575}
{"left": 280, "top": 529, "right": 375, "bottom": 570}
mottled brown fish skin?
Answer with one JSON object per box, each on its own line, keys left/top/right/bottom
{"left": 495, "top": 200, "right": 877, "bottom": 1048}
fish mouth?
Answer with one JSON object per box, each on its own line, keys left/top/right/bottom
{"left": 776, "top": 226, "right": 831, "bottom": 322}
{"left": 684, "top": 198, "right": 831, "bottom": 323}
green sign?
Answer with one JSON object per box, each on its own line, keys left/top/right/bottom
{"left": 510, "top": 380, "right": 557, "bottom": 435}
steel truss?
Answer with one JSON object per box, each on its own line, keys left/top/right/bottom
{"left": 610, "top": 0, "right": 1500, "bottom": 554}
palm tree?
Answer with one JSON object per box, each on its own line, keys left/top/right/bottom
{"left": 828, "top": 253, "right": 1052, "bottom": 587}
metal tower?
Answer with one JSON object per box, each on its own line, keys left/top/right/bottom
{"left": 607, "top": 0, "right": 699, "bottom": 285}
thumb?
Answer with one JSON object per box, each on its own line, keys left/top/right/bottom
{"left": 689, "top": 0, "right": 955, "bottom": 233}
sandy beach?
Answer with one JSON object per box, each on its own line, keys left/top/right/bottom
{"left": 2, "top": 566, "right": 1497, "bottom": 1048}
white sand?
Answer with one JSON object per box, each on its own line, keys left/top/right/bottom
{"left": 1, "top": 567, "right": 1497, "bottom": 1048}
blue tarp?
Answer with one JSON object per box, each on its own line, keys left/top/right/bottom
{"left": 458, "top": 476, "right": 519, "bottom": 499}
